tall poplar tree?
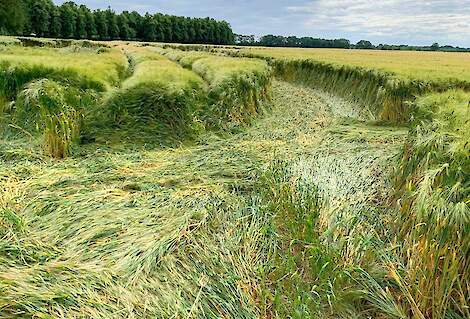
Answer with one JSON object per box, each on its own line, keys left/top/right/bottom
{"left": 81, "top": 5, "right": 96, "bottom": 39}
{"left": 59, "top": 2, "right": 77, "bottom": 38}
{"left": 49, "top": 5, "right": 61, "bottom": 37}
{"left": 75, "top": 6, "right": 87, "bottom": 39}
{"left": 94, "top": 10, "right": 108, "bottom": 40}
{"left": 105, "top": 8, "right": 119, "bottom": 40}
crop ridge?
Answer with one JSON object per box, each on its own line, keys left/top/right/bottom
{"left": 160, "top": 48, "right": 272, "bottom": 127}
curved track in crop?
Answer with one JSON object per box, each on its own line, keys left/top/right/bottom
{"left": 0, "top": 80, "right": 408, "bottom": 318}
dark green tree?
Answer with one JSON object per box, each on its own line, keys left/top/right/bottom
{"left": 356, "top": 40, "right": 374, "bottom": 49}
{"left": 0, "top": 0, "right": 27, "bottom": 35}
{"left": 171, "top": 16, "right": 181, "bottom": 43}
{"left": 59, "top": 2, "right": 77, "bottom": 38}
{"left": 105, "top": 8, "right": 119, "bottom": 39}
{"left": 75, "top": 5, "right": 87, "bottom": 38}
{"left": 153, "top": 13, "right": 164, "bottom": 42}
{"left": 121, "top": 11, "right": 137, "bottom": 39}
{"left": 126, "top": 11, "right": 142, "bottom": 39}
{"left": 117, "top": 14, "right": 131, "bottom": 40}
{"left": 1, "top": 0, "right": 235, "bottom": 44}
{"left": 94, "top": 10, "right": 108, "bottom": 40}
{"left": 81, "top": 5, "right": 96, "bottom": 39}
{"left": 162, "top": 15, "right": 173, "bottom": 42}
{"left": 49, "top": 5, "right": 61, "bottom": 37}
{"left": 142, "top": 13, "right": 156, "bottom": 41}
{"left": 29, "top": 0, "right": 51, "bottom": 37}
{"left": 186, "top": 18, "right": 196, "bottom": 43}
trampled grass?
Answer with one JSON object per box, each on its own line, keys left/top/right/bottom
{"left": 0, "top": 136, "right": 272, "bottom": 317}
{"left": 2, "top": 81, "right": 318, "bottom": 318}
{"left": 1, "top": 75, "right": 468, "bottom": 319}
{"left": 162, "top": 48, "right": 212, "bottom": 68}
{"left": 0, "top": 37, "right": 468, "bottom": 319}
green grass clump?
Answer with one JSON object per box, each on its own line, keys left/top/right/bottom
{"left": 122, "top": 46, "right": 168, "bottom": 64}
{"left": 187, "top": 55, "right": 272, "bottom": 127}
{"left": 160, "top": 48, "right": 272, "bottom": 126}
{"left": 104, "top": 52, "right": 205, "bottom": 137}
{"left": 256, "top": 137, "right": 408, "bottom": 318}
{"left": 124, "top": 57, "right": 203, "bottom": 90}
{"left": 14, "top": 79, "right": 96, "bottom": 158}
{"left": 391, "top": 90, "right": 470, "bottom": 318}
{"left": 255, "top": 85, "right": 469, "bottom": 319}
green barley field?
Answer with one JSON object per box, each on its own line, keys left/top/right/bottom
{"left": 0, "top": 37, "right": 469, "bottom": 319}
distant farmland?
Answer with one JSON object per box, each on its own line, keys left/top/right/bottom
{"left": 0, "top": 36, "right": 468, "bottom": 318}
{"left": 239, "top": 46, "right": 470, "bottom": 81}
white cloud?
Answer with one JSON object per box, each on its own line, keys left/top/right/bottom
{"left": 287, "top": 0, "right": 470, "bottom": 45}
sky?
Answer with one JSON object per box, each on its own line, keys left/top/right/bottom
{"left": 53, "top": 0, "right": 470, "bottom": 47}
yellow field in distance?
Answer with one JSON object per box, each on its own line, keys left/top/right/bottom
{"left": 239, "top": 47, "right": 470, "bottom": 83}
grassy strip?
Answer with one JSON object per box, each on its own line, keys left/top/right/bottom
{"left": 256, "top": 138, "right": 408, "bottom": 318}
{"left": 0, "top": 36, "right": 21, "bottom": 46}
{"left": 1, "top": 79, "right": 408, "bottom": 318}
{"left": 103, "top": 50, "right": 205, "bottom": 138}
{"left": 0, "top": 60, "right": 106, "bottom": 101}
{"left": 0, "top": 46, "right": 126, "bottom": 158}
{"left": 163, "top": 49, "right": 212, "bottom": 68}
{"left": 231, "top": 47, "right": 470, "bottom": 314}
{"left": 152, "top": 44, "right": 470, "bottom": 123}
{"left": 0, "top": 118, "right": 275, "bottom": 318}
{"left": 164, "top": 49, "right": 272, "bottom": 127}
{"left": 192, "top": 56, "right": 271, "bottom": 126}
{"left": 0, "top": 46, "right": 127, "bottom": 95}
{"left": 1, "top": 35, "right": 111, "bottom": 49}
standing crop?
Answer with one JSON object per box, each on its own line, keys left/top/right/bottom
{"left": 15, "top": 79, "right": 95, "bottom": 158}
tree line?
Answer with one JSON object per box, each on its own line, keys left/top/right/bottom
{"left": 255, "top": 35, "right": 351, "bottom": 49}
{"left": 235, "top": 34, "right": 470, "bottom": 52}
{"left": 0, "top": 0, "right": 235, "bottom": 44}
